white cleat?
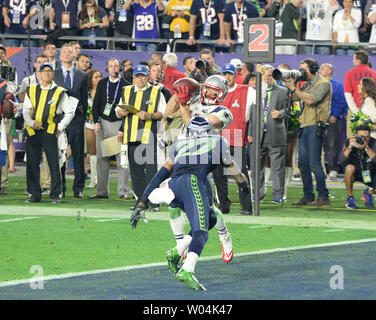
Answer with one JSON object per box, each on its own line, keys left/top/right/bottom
{"left": 220, "top": 233, "right": 233, "bottom": 263}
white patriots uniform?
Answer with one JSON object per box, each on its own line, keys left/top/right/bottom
{"left": 177, "top": 96, "right": 233, "bottom": 139}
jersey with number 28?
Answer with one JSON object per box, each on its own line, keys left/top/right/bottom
{"left": 128, "top": 1, "right": 163, "bottom": 44}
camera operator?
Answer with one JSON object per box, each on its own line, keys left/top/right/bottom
{"left": 282, "top": 58, "right": 332, "bottom": 207}
{"left": 190, "top": 48, "right": 221, "bottom": 84}
{"left": 339, "top": 124, "right": 376, "bottom": 209}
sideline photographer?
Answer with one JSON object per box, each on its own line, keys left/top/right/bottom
{"left": 339, "top": 125, "right": 376, "bottom": 209}
{"left": 281, "top": 58, "right": 332, "bottom": 206}
{"left": 190, "top": 48, "right": 221, "bottom": 84}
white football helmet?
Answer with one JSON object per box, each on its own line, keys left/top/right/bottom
{"left": 201, "top": 75, "right": 228, "bottom": 105}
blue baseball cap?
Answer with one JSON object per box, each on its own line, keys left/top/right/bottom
{"left": 133, "top": 64, "right": 149, "bottom": 76}
{"left": 39, "top": 63, "right": 54, "bottom": 71}
{"left": 222, "top": 63, "right": 236, "bottom": 74}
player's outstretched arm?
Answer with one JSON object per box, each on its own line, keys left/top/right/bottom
{"left": 130, "top": 162, "right": 174, "bottom": 229}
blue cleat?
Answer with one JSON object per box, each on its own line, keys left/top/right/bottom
{"left": 346, "top": 196, "right": 357, "bottom": 209}
{"left": 362, "top": 189, "right": 374, "bottom": 209}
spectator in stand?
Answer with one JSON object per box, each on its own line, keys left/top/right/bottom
{"left": 183, "top": 56, "right": 197, "bottom": 76}
{"left": 341, "top": 0, "right": 370, "bottom": 43}
{"left": 320, "top": 63, "right": 348, "bottom": 180}
{"left": 2, "top": 1, "right": 41, "bottom": 47}
{"left": 78, "top": 0, "right": 110, "bottom": 50}
{"left": 332, "top": 0, "right": 362, "bottom": 56}
{"left": 250, "top": 0, "right": 266, "bottom": 17}
{"left": 344, "top": 50, "right": 376, "bottom": 137}
{"left": 304, "top": 0, "right": 341, "bottom": 55}
{"left": 43, "top": 43, "right": 61, "bottom": 70}
{"left": 267, "top": 0, "right": 303, "bottom": 55}
{"left": 77, "top": 53, "right": 92, "bottom": 72}
{"left": 165, "top": 0, "right": 194, "bottom": 52}
{"left": 48, "top": 0, "right": 80, "bottom": 47}
{"left": 106, "top": 0, "right": 134, "bottom": 50}
{"left": 161, "top": 53, "right": 186, "bottom": 93}
{"left": 366, "top": 0, "right": 376, "bottom": 49}
{"left": 224, "top": 0, "right": 259, "bottom": 54}
{"left": 186, "top": 0, "right": 226, "bottom": 51}
{"left": 124, "top": 0, "right": 164, "bottom": 52}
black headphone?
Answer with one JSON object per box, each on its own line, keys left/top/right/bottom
{"left": 105, "top": 58, "right": 121, "bottom": 72}
{"left": 301, "top": 58, "right": 319, "bottom": 75}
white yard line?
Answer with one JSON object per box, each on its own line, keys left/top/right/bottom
{"left": 0, "top": 217, "right": 38, "bottom": 223}
{"left": 1, "top": 237, "right": 376, "bottom": 288}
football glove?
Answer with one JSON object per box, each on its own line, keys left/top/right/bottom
{"left": 130, "top": 206, "right": 148, "bottom": 229}
{"left": 174, "top": 85, "right": 191, "bottom": 105}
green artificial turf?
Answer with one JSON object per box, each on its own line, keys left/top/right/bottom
{"left": 0, "top": 175, "right": 375, "bottom": 283}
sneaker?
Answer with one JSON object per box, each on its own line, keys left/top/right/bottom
{"left": 42, "top": 188, "right": 50, "bottom": 195}
{"left": 176, "top": 269, "right": 207, "bottom": 291}
{"left": 166, "top": 248, "right": 181, "bottom": 274}
{"left": 346, "top": 196, "right": 357, "bottom": 209}
{"left": 272, "top": 197, "right": 283, "bottom": 205}
{"left": 219, "top": 233, "right": 233, "bottom": 263}
{"left": 150, "top": 206, "right": 160, "bottom": 212}
{"left": 362, "top": 189, "right": 374, "bottom": 209}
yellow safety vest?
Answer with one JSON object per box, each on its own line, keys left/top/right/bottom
{"left": 122, "top": 85, "right": 161, "bottom": 144}
{"left": 25, "top": 84, "right": 65, "bottom": 136}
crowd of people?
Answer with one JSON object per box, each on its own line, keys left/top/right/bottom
{"left": 2, "top": 0, "right": 376, "bottom": 54}
{"left": 0, "top": 38, "right": 375, "bottom": 212}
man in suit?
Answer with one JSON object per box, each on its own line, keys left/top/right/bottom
{"left": 54, "top": 43, "right": 88, "bottom": 198}
{"left": 248, "top": 64, "right": 288, "bottom": 204}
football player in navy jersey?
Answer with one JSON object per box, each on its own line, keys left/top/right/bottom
{"left": 130, "top": 115, "right": 249, "bottom": 290}
{"left": 124, "top": 0, "right": 164, "bottom": 52}
{"left": 224, "top": 0, "right": 259, "bottom": 53}
{"left": 187, "top": 0, "right": 226, "bottom": 51}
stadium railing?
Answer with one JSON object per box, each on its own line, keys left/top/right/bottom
{"left": 0, "top": 33, "right": 373, "bottom": 53}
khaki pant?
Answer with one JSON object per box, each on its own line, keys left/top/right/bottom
{"left": 40, "top": 152, "right": 51, "bottom": 189}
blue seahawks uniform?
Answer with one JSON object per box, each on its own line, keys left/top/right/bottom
{"left": 167, "top": 135, "right": 232, "bottom": 232}
{"left": 190, "top": 0, "right": 226, "bottom": 40}
{"left": 223, "top": 1, "right": 259, "bottom": 41}
{"left": 128, "top": 2, "right": 163, "bottom": 46}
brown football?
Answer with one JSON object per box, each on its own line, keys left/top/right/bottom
{"left": 2, "top": 99, "right": 14, "bottom": 119}
{"left": 173, "top": 77, "right": 200, "bottom": 98}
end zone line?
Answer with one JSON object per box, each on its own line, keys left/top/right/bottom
{"left": 1, "top": 237, "right": 376, "bottom": 289}
{"left": 0, "top": 217, "right": 38, "bottom": 223}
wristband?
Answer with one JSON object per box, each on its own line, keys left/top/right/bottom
{"left": 189, "top": 36, "right": 194, "bottom": 39}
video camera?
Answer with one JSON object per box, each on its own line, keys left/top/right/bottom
{"left": 272, "top": 68, "right": 307, "bottom": 82}
{"left": 190, "top": 59, "right": 211, "bottom": 84}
